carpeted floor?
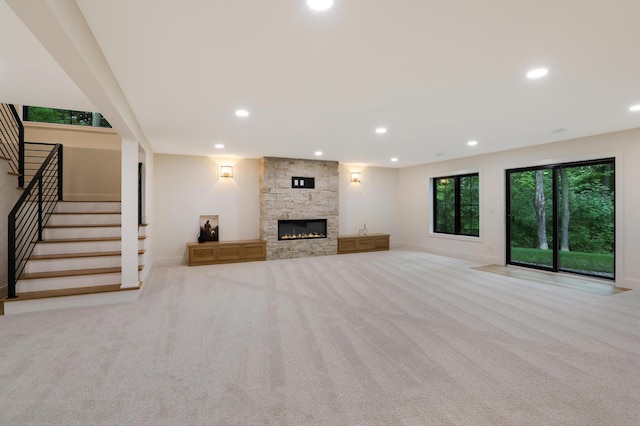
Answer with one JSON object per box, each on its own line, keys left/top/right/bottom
{"left": 1, "top": 250, "right": 639, "bottom": 425}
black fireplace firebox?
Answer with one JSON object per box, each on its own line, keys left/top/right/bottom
{"left": 278, "top": 219, "right": 327, "bottom": 240}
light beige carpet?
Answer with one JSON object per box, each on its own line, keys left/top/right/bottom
{"left": 1, "top": 250, "right": 639, "bottom": 425}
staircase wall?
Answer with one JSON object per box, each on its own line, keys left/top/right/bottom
{"left": 24, "top": 121, "right": 121, "bottom": 201}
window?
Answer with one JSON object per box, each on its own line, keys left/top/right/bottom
{"left": 23, "top": 106, "right": 111, "bottom": 128}
{"left": 433, "top": 173, "right": 479, "bottom": 236}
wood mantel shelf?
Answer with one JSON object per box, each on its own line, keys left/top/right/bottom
{"left": 337, "top": 234, "right": 390, "bottom": 254}
{"left": 187, "top": 240, "right": 266, "bottom": 266}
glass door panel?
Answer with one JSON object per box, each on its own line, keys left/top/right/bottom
{"left": 557, "top": 162, "right": 615, "bottom": 279}
{"left": 507, "top": 168, "right": 554, "bottom": 270}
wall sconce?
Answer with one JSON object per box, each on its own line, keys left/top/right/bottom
{"left": 350, "top": 172, "right": 361, "bottom": 183}
{"left": 219, "top": 165, "right": 234, "bottom": 178}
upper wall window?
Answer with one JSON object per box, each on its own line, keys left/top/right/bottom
{"left": 23, "top": 106, "right": 111, "bottom": 128}
{"left": 433, "top": 173, "right": 479, "bottom": 237}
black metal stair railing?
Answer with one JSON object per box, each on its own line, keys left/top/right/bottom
{"left": 7, "top": 143, "right": 63, "bottom": 299}
{"left": 0, "top": 103, "right": 24, "bottom": 186}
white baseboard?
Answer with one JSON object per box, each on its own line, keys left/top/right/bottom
{"left": 139, "top": 260, "right": 155, "bottom": 283}
{"left": 618, "top": 276, "right": 640, "bottom": 292}
{"left": 394, "top": 243, "right": 501, "bottom": 265}
{"left": 64, "top": 193, "right": 122, "bottom": 201}
{"left": 152, "top": 256, "right": 185, "bottom": 266}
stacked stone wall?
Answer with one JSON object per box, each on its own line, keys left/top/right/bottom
{"left": 260, "top": 157, "right": 339, "bottom": 259}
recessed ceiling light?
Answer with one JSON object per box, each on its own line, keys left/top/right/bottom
{"left": 235, "top": 109, "right": 249, "bottom": 117}
{"left": 214, "top": 143, "right": 225, "bottom": 149}
{"left": 307, "top": 0, "right": 334, "bottom": 11}
{"left": 390, "top": 157, "right": 398, "bottom": 162}
{"left": 630, "top": 104, "right": 640, "bottom": 112}
{"left": 375, "top": 127, "right": 387, "bottom": 134}
{"left": 467, "top": 140, "right": 478, "bottom": 146}
{"left": 314, "top": 151, "right": 323, "bottom": 156}
{"left": 527, "top": 68, "right": 549, "bottom": 79}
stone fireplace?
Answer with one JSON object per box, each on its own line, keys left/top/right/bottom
{"left": 260, "top": 157, "right": 338, "bottom": 260}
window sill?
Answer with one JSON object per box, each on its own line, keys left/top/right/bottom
{"left": 429, "top": 232, "right": 483, "bottom": 243}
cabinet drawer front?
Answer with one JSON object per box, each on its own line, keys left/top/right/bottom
{"left": 242, "top": 244, "right": 265, "bottom": 259}
{"left": 339, "top": 239, "right": 356, "bottom": 251}
{"left": 357, "top": 238, "right": 374, "bottom": 249}
{"left": 191, "top": 248, "right": 216, "bottom": 261}
{"left": 218, "top": 246, "right": 241, "bottom": 260}
{"left": 374, "top": 237, "right": 389, "bottom": 249}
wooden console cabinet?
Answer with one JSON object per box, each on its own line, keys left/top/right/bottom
{"left": 337, "top": 234, "right": 390, "bottom": 254}
{"left": 188, "top": 240, "right": 266, "bottom": 266}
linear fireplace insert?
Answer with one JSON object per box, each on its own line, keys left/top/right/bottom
{"left": 278, "top": 219, "right": 327, "bottom": 240}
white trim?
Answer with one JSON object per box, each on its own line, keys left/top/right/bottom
{"left": 24, "top": 120, "right": 117, "bottom": 135}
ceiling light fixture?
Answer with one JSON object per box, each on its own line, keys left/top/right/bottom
{"left": 375, "top": 127, "right": 387, "bottom": 134}
{"left": 527, "top": 68, "right": 549, "bottom": 79}
{"left": 630, "top": 104, "right": 640, "bottom": 112}
{"left": 314, "top": 151, "right": 323, "bottom": 156}
{"left": 307, "top": 0, "right": 334, "bottom": 11}
{"left": 390, "top": 157, "right": 398, "bottom": 162}
{"left": 214, "top": 143, "right": 225, "bottom": 149}
{"left": 467, "top": 140, "right": 478, "bottom": 146}
{"left": 235, "top": 109, "right": 249, "bottom": 117}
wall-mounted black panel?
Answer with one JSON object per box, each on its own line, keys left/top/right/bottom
{"left": 292, "top": 177, "right": 315, "bottom": 188}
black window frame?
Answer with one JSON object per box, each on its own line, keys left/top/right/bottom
{"left": 433, "top": 173, "right": 479, "bottom": 237}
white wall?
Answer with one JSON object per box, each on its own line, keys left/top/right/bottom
{"left": 339, "top": 164, "right": 399, "bottom": 241}
{"left": 397, "top": 127, "right": 640, "bottom": 290}
{"left": 152, "top": 157, "right": 400, "bottom": 265}
{"left": 63, "top": 147, "right": 121, "bottom": 200}
{"left": 24, "top": 122, "right": 120, "bottom": 149}
{"left": 25, "top": 122, "right": 121, "bottom": 200}
{"left": 152, "top": 154, "right": 260, "bottom": 265}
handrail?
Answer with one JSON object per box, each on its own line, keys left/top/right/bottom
{"left": 7, "top": 143, "right": 63, "bottom": 299}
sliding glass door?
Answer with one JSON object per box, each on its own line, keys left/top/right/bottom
{"left": 507, "top": 159, "right": 615, "bottom": 279}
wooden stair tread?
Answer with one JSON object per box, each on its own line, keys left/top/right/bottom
{"left": 51, "top": 212, "right": 122, "bottom": 215}
{"left": 20, "top": 265, "right": 144, "bottom": 280}
{"left": 3, "top": 283, "right": 141, "bottom": 302}
{"left": 30, "top": 249, "right": 146, "bottom": 260}
{"left": 36, "top": 236, "right": 147, "bottom": 243}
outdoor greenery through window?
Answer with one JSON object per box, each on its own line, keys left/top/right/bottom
{"left": 23, "top": 106, "right": 111, "bottom": 128}
{"left": 433, "top": 173, "right": 479, "bottom": 237}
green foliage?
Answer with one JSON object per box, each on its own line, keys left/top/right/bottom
{"left": 25, "top": 106, "right": 111, "bottom": 128}
{"left": 509, "top": 161, "right": 614, "bottom": 255}
{"left": 434, "top": 174, "right": 479, "bottom": 236}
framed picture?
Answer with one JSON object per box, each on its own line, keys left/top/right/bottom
{"left": 198, "top": 215, "right": 219, "bottom": 242}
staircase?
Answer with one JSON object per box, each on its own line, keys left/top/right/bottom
{"left": 2, "top": 201, "right": 146, "bottom": 315}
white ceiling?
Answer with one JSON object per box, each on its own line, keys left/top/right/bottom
{"left": 3, "top": 0, "right": 640, "bottom": 167}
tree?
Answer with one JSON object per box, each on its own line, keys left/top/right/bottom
{"left": 534, "top": 170, "right": 548, "bottom": 249}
